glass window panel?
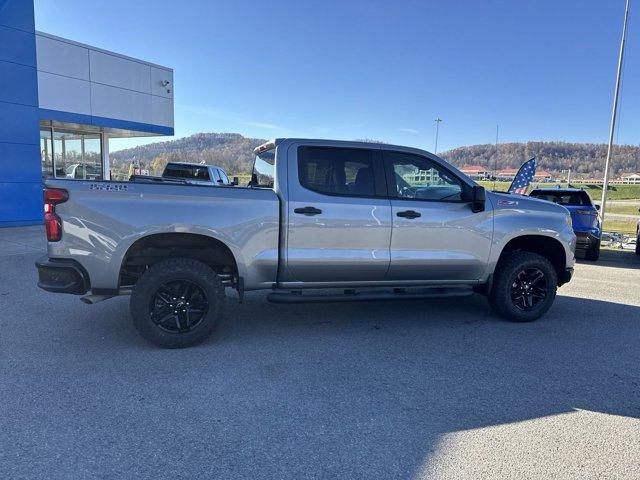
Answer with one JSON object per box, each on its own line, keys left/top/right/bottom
{"left": 54, "top": 130, "right": 82, "bottom": 178}
{"left": 40, "top": 128, "right": 53, "bottom": 177}
{"left": 82, "top": 134, "right": 103, "bottom": 180}
{"left": 387, "top": 152, "right": 463, "bottom": 201}
{"left": 298, "top": 147, "right": 375, "bottom": 197}
{"left": 51, "top": 129, "right": 103, "bottom": 180}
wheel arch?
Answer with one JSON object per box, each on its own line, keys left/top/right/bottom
{"left": 119, "top": 232, "right": 241, "bottom": 288}
{"left": 496, "top": 234, "right": 567, "bottom": 283}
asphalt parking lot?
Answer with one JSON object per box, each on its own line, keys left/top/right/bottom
{"left": 1, "top": 226, "right": 639, "bottom": 479}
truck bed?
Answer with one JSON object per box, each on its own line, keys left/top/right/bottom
{"left": 45, "top": 179, "right": 280, "bottom": 291}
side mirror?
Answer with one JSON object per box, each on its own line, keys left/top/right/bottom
{"left": 470, "top": 185, "right": 485, "bottom": 213}
{"left": 232, "top": 176, "right": 239, "bottom": 186}
{"left": 595, "top": 204, "right": 601, "bottom": 211}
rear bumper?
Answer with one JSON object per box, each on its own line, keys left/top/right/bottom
{"left": 35, "top": 256, "right": 89, "bottom": 295}
{"left": 574, "top": 232, "right": 600, "bottom": 251}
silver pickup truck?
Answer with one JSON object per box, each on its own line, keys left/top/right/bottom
{"left": 37, "top": 139, "right": 576, "bottom": 348}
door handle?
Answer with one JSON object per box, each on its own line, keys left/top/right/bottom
{"left": 396, "top": 210, "right": 421, "bottom": 219}
{"left": 294, "top": 206, "right": 323, "bottom": 216}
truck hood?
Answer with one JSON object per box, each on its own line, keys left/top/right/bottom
{"left": 488, "top": 191, "right": 571, "bottom": 216}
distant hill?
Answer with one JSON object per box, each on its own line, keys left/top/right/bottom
{"left": 110, "top": 134, "right": 640, "bottom": 178}
{"left": 441, "top": 141, "right": 640, "bottom": 177}
{"left": 110, "top": 133, "right": 266, "bottom": 177}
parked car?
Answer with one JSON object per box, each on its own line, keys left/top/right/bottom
{"left": 529, "top": 188, "right": 601, "bottom": 261}
{"left": 36, "top": 139, "right": 576, "bottom": 348}
{"left": 65, "top": 163, "right": 101, "bottom": 180}
{"left": 162, "top": 162, "right": 235, "bottom": 186}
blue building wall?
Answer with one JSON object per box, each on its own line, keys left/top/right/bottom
{"left": 0, "top": 0, "right": 42, "bottom": 227}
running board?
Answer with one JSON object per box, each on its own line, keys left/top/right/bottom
{"left": 267, "top": 286, "right": 474, "bottom": 304}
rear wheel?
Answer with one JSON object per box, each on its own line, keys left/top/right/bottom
{"left": 585, "top": 240, "right": 600, "bottom": 261}
{"left": 130, "top": 258, "right": 226, "bottom": 348}
{"left": 489, "top": 251, "right": 557, "bottom": 322}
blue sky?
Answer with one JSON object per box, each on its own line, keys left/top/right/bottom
{"left": 34, "top": 0, "right": 636, "bottom": 152}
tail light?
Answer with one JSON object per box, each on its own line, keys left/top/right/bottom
{"left": 44, "top": 188, "right": 68, "bottom": 242}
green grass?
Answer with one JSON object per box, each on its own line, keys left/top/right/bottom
{"left": 607, "top": 203, "right": 640, "bottom": 216}
{"left": 603, "top": 218, "right": 638, "bottom": 235}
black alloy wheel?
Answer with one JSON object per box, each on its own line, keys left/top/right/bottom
{"left": 488, "top": 251, "right": 557, "bottom": 323}
{"left": 509, "top": 267, "right": 547, "bottom": 311}
{"left": 130, "top": 258, "right": 225, "bottom": 348}
{"left": 150, "top": 279, "right": 209, "bottom": 333}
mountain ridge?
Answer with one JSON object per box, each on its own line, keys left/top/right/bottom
{"left": 109, "top": 133, "right": 640, "bottom": 178}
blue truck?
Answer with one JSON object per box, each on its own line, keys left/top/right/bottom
{"left": 529, "top": 188, "right": 601, "bottom": 261}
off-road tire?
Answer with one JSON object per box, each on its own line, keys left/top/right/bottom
{"left": 130, "top": 258, "right": 225, "bottom": 348}
{"left": 489, "top": 251, "right": 557, "bottom": 323}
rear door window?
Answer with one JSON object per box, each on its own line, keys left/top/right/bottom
{"left": 298, "top": 147, "right": 378, "bottom": 197}
{"left": 252, "top": 149, "right": 276, "bottom": 188}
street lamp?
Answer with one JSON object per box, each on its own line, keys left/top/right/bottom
{"left": 600, "top": 0, "right": 630, "bottom": 220}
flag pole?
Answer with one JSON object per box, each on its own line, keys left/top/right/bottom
{"left": 600, "top": 0, "right": 630, "bottom": 221}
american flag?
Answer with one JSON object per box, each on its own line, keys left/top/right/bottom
{"left": 508, "top": 157, "right": 537, "bottom": 195}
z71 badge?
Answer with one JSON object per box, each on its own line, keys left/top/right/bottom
{"left": 89, "top": 183, "right": 128, "bottom": 192}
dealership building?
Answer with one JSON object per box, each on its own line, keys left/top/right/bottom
{"left": 0, "top": 0, "right": 174, "bottom": 226}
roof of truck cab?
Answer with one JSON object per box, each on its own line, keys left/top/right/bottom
{"left": 269, "top": 138, "right": 437, "bottom": 154}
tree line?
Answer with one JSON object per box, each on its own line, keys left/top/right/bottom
{"left": 110, "top": 134, "right": 640, "bottom": 178}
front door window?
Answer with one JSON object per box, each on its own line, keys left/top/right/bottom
{"left": 387, "top": 151, "right": 463, "bottom": 202}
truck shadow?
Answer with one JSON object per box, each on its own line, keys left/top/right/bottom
{"left": 18, "top": 269, "right": 640, "bottom": 479}
{"left": 174, "top": 292, "right": 640, "bottom": 477}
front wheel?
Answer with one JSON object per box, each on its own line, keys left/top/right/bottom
{"left": 489, "top": 251, "right": 558, "bottom": 323}
{"left": 129, "top": 258, "right": 226, "bottom": 348}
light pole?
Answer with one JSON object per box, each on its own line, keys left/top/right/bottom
{"left": 601, "top": 0, "right": 630, "bottom": 220}
{"left": 434, "top": 117, "right": 443, "bottom": 154}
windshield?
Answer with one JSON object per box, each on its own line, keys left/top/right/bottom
{"left": 530, "top": 190, "right": 592, "bottom": 207}
{"left": 252, "top": 149, "right": 275, "bottom": 188}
